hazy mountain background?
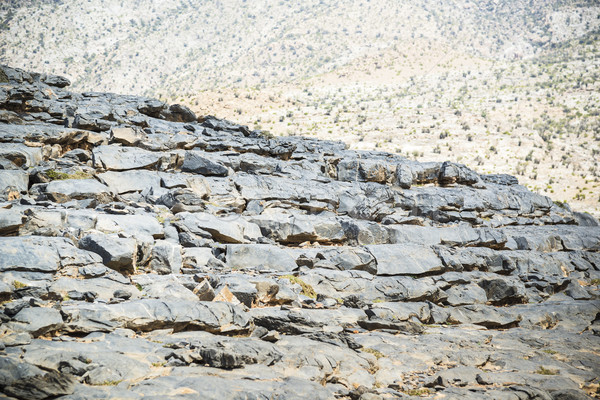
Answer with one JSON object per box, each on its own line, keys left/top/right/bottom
{"left": 2, "top": 0, "right": 599, "bottom": 215}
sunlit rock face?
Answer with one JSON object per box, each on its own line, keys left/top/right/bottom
{"left": 0, "top": 65, "right": 599, "bottom": 399}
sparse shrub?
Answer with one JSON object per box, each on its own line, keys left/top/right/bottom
{"left": 525, "top": 151, "right": 534, "bottom": 161}
{"left": 12, "top": 280, "right": 27, "bottom": 289}
{"left": 96, "top": 380, "right": 122, "bottom": 386}
{"left": 281, "top": 275, "right": 316, "bottom": 299}
{"left": 362, "top": 347, "right": 384, "bottom": 359}
{"left": 46, "top": 170, "right": 91, "bottom": 181}
{"left": 535, "top": 366, "right": 558, "bottom": 375}
{"left": 403, "top": 388, "right": 430, "bottom": 396}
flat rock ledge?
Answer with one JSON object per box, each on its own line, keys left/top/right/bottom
{"left": 0, "top": 65, "right": 599, "bottom": 400}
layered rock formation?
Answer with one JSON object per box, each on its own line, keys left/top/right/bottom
{"left": 0, "top": 65, "right": 599, "bottom": 399}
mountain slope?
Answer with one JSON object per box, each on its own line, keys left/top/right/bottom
{"left": 1, "top": 64, "right": 599, "bottom": 399}
{"left": 2, "top": 0, "right": 599, "bottom": 96}
{"left": 1, "top": 0, "right": 599, "bottom": 215}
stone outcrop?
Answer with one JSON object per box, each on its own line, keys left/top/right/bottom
{"left": 0, "top": 65, "right": 599, "bottom": 399}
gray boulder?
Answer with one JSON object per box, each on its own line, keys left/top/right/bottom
{"left": 0, "top": 208, "right": 25, "bottom": 235}
{"left": 395, "top": 163, "right": 413, "bottom": 188}
{"left": 337, "top": 157, "right": 395, "bottom": 184}
{"left": 367, "top": 244, "right": 445, "bottom": 276}
{"left": 95, "top": 213, "right": 164, "bottom": 241}
{"left": 8, "top": 307, "right": 64, "bottom": 336}
{"left": 110, "top": 126, "right": 145, "bottom": 145}
{"left": 294, "top": 246, "right": 376, "bottom": 273}
{"left": 181, "top": 151, "right": 229, "bottom": 176}
{"left": 148, "top": 240, "right": 182, "bottom": 274}
{"left": 194, "top": 337, "right": 283, "bottom": 368}
{"left": 93, "top": 145, "right": 165, "bottom": 171}
{"left": 250, "top": 212, "right": 345, "bottom": 244}
{"left": 447, "top": 304, "right": 522, "bottom": 328}
{"left": 249, "top": 307, "right": 366, "bottom": 334}
{"left": 226, "top": 244, "right": 297, "bottom": 271}
{"left": 1, "top": 361, "right": 76, "bottom": 400}
{"left": 98, "top": 170, "right": 161, "bottom": 194}
{"left": 79, "top": 234, "right": 137, "bottom": 273}
{"left": 0, "top": 236, "right": 79, "bottom": 274}
{"left": 62, "top": 299, "right": 251, "bottom": 334}
{"left": 44, "top": 179, "right": 111, "bottom": 202}
{"left": 0, "top": 143, "right": 43, "bottom": 168}
{"left": 234, "top": 173, "right": 339, "bottom": 209}
{"left": 162, "top": 103, "right": 197, "bottom": 123}
{"left": 445, "top": 283, "right": 488, "bottom": 306}
{"left": 133, "top": 275, "right": 196, "bottom": 301}
{"left": 0, "top": 169, "right": 29, "bottom": 193}
{"left": 178, "top": 211, "right": 261, "bottom": 244}
{"left": 50, "top": 276, "right": 137, "bottom": 302}
{"left": 478, "top": 278, "right": 528, "bottom": 305}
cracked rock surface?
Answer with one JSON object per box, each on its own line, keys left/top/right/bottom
{"left": 0, "top": 65, "right": 599, "bottom": 399}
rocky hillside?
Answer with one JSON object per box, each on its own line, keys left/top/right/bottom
{"left": 2, "top": 0, "right": 600, "bottom": 215}
{"left": 191, "top": 31, "right": 600, "bottom": 216}
{"left": 1, "top": 65, "right": 600, "bottom": 399}
{"left": 2, "top": 0, "right": 598, "bottom": 96}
